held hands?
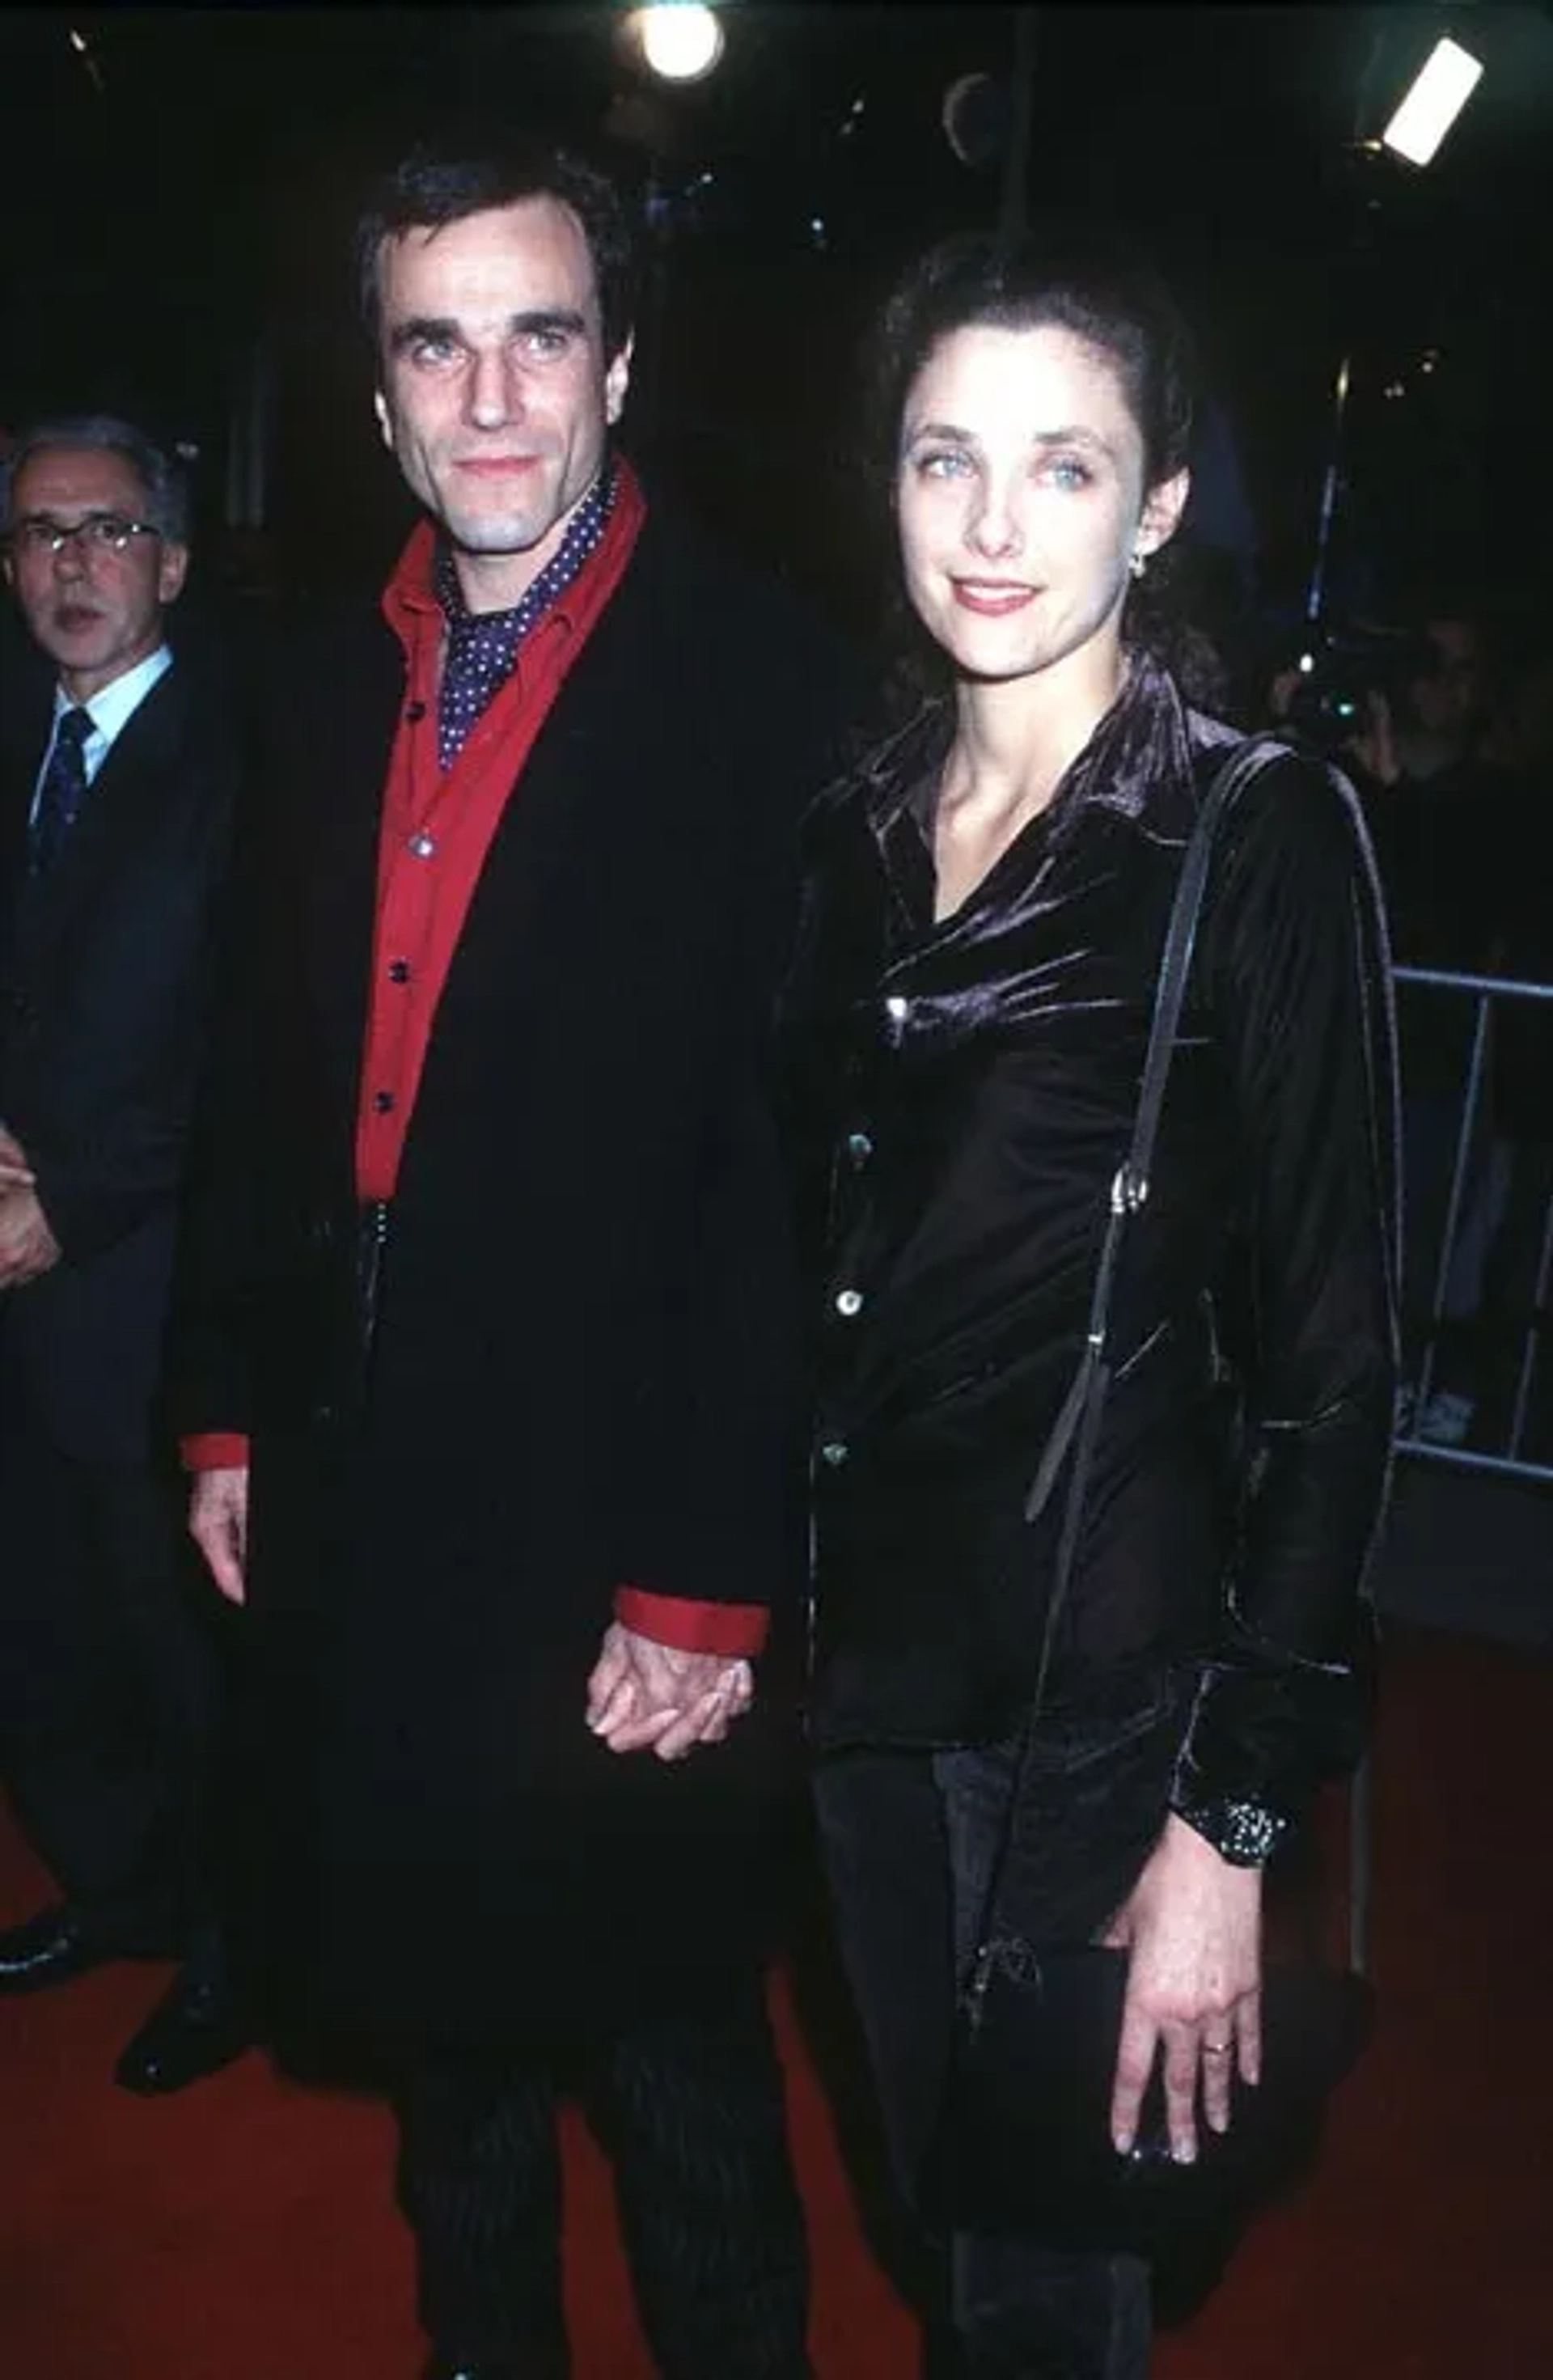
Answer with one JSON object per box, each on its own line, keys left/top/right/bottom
{"left": 189, "top": 1465, "right": 250, "bottom": 1606}
{"left": 1101, "top": 1810, "right": 1263, "bottom": 2166}
{"left": 0, "top": 1130, "right": 60, "bottom": 1290}
{"left": 586, "top": 1620, "right": 754, "bottom": 1764}
{"left": 0, "top": 1127, "right": 35, "bottom": 1192}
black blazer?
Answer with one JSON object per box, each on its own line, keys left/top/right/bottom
{"left": 0, "top": 657, "right": 239, "bottom": 1460}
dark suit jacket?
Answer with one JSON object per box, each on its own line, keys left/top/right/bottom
{"left": 0, "top": 655, "right": 239, "bottom": 1462}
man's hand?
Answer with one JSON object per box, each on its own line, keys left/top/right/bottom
{"left": 190, "top": 1465, "right": 250, "bottom": 1606}
{"left": 1101, "top": 1811, "right": 1263, "bottom": 2166}
{"left": 586, "top": 1620, "right": 754, "bottom": 1764}
{"left": 0, "top": 1163, "right": 61, "bottom": 1290}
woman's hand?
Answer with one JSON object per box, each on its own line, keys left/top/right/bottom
{"left": 1101, "top": 1810, "right": 1263, "bottom": 2164}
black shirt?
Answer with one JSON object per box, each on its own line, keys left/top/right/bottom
{"left": 781, "top": 654, "right": 1399, "bottom": 1845}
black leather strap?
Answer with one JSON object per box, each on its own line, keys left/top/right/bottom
{"left": 982, "top": 735, "right": 1292, "bottom": 1935}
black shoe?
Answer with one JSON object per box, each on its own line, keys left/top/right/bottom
{"left": 0, "top": 1904, "right": 112, "bottom": 1995}
{"left": 114, "top": 1957, "right": 253, "bottom": 2095}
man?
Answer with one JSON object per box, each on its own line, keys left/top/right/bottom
{"left": 0, "top": 416, "right": 245, "bottom": 2092}
{"left": 175, "top": 141, "right": 859, "bottom": 2380}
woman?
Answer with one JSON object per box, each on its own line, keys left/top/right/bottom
{"left": 781, "top": 228, "right": 1398, "bottom": 2378}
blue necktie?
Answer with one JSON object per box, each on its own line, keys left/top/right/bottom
{"left": 29, "top": 707, "right": 94, "bottom": 876}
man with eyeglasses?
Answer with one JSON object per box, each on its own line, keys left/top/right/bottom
{"left": 0, "top": 414, "right": 248, "bottom": 2096}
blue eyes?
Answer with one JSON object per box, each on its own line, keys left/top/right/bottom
{"left": 408, "top": 331, "right": 571, "bottom": 368}
{"left": 912, "top": 451, "right": 1094, "bottom": 490}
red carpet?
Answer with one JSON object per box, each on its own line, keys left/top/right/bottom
{"left": 2, "top": 1620, "right": 1550, "bottom": 2378}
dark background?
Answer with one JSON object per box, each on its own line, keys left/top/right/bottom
{"left": 2, "top": 3, "right": 1551, "bottom": 640}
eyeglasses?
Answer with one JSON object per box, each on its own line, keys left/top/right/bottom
{"left": 8, "top": 512, "right": 162, "bottom": 558}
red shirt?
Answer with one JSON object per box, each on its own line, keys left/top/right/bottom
{"left": 187, "top": 466, "right": 765, "bottom": 1659}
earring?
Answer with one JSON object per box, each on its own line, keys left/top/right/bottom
{"left": 1129, "top": 549, "right": 1147, "bottom": 582}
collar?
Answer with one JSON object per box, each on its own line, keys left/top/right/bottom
{"left": 55, "top": 643, "right": 173, "bottom": 752}
{"left": 854, "top": 650, "right": 1196, "bottom": 849}
{"left": 383, "top": 452, "right": 643, "bottom": 648}
{"left": 432, "top": 458, "right": 618, "bottom": 637}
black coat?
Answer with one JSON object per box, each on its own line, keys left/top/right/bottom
{"left": 0, "top": 658, "right": 238, "bottom": 1460}
{"left": 780, "top": 657, "right": 1399, "bottom": 1845}
{"left": 174, "top": 502, "right": 863, "bottom": 2053}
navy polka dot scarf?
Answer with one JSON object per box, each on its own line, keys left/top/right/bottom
{"left": 434, "top": 459, "right": 619, "bottom": 774}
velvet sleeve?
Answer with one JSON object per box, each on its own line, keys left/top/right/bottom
{"left": 1170, "top": 755, "right": 1401, "bottom": 1858}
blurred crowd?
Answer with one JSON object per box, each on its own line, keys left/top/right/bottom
{"left": 1261, "top": 599, "right": 1553, "bottom": 1455}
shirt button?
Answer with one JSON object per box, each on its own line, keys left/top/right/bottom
{"left": 819, "top": 1438, "right": 850, "bottom": 1468}
{"left": 834, "top": 1288, "right": 864, "bottom": 1319}
{"left": 373, "top": 1090, "right": 396, "bottom": 1114}
{"left": 409, "top": 832, "right": 436, "bottom": 858}
{"left": 846, "top": 1130, "right": 874, "bottom": 1167}
{"left": 884, "top": 994, "right": 909, "bottom": 1024}
{"left": 405, "top": 701, "right": 427, "bottom": 724}
{"left": 388, "top": 959, "right": 412, "bottom": 985}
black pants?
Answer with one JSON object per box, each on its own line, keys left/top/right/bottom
{"left": 813, "top": 1669, "right": 1193, "bottom": 2380}
{"left": 0, "top": 1399, "right": 225, "bottom": 1950}
{"left": 393, "top": 1974, "right": 812, "bottom": 2379}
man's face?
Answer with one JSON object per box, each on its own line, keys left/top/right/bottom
{"left": 373, "top": 196, "right": 631, "bottom": 614}
{"left": 4, "top": 446, "right": 186, "bottom": 701}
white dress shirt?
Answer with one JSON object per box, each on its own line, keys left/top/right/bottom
{"left": 31, "top": 644, "right": 176, "bottom": 821}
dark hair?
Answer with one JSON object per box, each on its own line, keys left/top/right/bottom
{"left": 356, "top": 138, "right": 641, "bottom": 362}
{"left": 0, "top": 413, "right": 190, "bottom": 544}
{"left": 870, "top": 222, "right": 1197, "bottom": 502}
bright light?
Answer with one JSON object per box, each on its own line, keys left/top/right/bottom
{"left": 68, "top": 26, "right": 88, "bottom": 50}
{"left": 1382, "top": 36, "right": 1483, "bottom": 168}
{"left": 632, "top": 4, "right": 725, "bottom": 84}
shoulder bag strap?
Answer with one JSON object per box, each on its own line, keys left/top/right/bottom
{"left": 974, "top": 735, "right": 1293, "bottom": 1950}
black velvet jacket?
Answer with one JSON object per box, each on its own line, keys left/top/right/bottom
{"left": 780, "top": 654, "right": 1399, "bottom": 1853}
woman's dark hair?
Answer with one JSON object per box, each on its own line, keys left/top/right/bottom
{"left": 863, "top": 222, "right": 1201, "bottom": 696}
{"left": 356, "top": 138, "right": 641, "bottom": 363}
{"left": 869, "top": 221, "right": 1197, "bottom": 502}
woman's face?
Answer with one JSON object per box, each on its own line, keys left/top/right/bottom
{"left": 895, "top": 319, "right": 1186, "bottom": 688}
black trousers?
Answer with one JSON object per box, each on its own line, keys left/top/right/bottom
{"left": 393, "top": 1973, "right": 812, "bottom": 2379}
{"left": 813, "top": 1668, "right": 1194, "bottom": 2380}
{"left": 0, "top": 1390, "right": 226, "bottom": 1950}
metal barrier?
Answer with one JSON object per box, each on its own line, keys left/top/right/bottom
{"left": 1339, "top": 964, "right": 1553, "bottom": 1982}
{"left": 1327, "top": 964, "right": 1553, "bottom": 1982}
{"left": 1390, "top": 963, "right": 1553, "bottom": 1484}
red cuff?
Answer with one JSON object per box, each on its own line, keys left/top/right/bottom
{"left": 182, "top": 1432, "right": 251, "bottom": 1472}
{"left": 613, "top": 1586, "right": 770, "bottom": 1659}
